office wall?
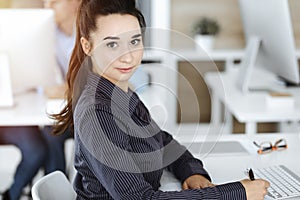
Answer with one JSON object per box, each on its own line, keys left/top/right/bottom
{"left": 171, "top": 0, "right": 300, "bottom": 49}
{"left": 0, "top": 0, "right": 42, "bottom": 8}
{"left": 11, "top": 0, "right": 43, "bottom": 8}
{"left": 0, "top": 0, "right": 11, "bottom": 7}
{"left": 3, "top": 0, "right": 299, "bottom": 48}
{"left": 290, "top": 0, "right": 300, "bottom": 47}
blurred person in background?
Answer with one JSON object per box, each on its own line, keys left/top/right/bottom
{"left": 0, "top": 127, "right": 47, "bottom": 200}
{"left": 41, "top": 0, "right": 80, "bottom": 176}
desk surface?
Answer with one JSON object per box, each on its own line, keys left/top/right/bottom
{"left": 0, "top": 91, "right": 64, "bottom": 126}
{"left": 200, "top": 133, "right": 300, "bottom": 184}
{"left": 205, "top": 70, "right": 300, "bottom": 123}
{"left": 161, "top": 133, "right": 300, "bottom": 200}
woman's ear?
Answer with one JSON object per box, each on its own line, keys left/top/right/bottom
{"left": 80, "top": 37, "right": 91, "bottom": 56}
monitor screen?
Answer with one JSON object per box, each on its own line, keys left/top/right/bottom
{"left": 0, "top": 9, "right": 59, "bottom": 95}
{"left": 237, "top": 0, "right": 299, "bottom": 92}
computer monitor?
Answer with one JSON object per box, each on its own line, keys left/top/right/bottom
{"left": 0, "top": 53, "right": 13, "bottom": 107}
{"left": 0, "top": 9, "right": 59, "bottom": 106}
{"left": 237, "top": 0, "right": 300, "bottom": 93}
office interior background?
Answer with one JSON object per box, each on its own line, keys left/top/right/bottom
{"left": 1, "top": 0, "right": 300, "bottom": 199}
{"left": 2, "top": 0, "right": 300, "bottom": 48}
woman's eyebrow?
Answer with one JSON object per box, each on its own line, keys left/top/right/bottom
{"left": 103, "top": 34, "right": 141, "bottom": 41}
{"left": 132, "top": 34, "right": 142, "bottom": 38}
{"left": 103, "top": 36, "right": 120, "bottom": 41}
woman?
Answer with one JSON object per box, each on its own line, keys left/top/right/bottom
{"left": 52, "top": 0, "right": 269, "bottom": 199}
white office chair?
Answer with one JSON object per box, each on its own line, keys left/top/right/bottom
{"left": 31, "top": 170, "right": 76, "bottom": 200}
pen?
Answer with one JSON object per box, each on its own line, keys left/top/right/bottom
{"left": 248, "top": 168, "right": 255, "bottom": 181}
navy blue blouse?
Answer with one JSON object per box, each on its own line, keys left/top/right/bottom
{"left": 73, "top": 71, "right": 246, "bottom": 199}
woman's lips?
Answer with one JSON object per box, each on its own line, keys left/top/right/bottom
{"left": 116, "top": 66, "right": 134, "bottom": 73}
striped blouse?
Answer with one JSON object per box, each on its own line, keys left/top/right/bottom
{"left": 73, "top": 70, "right": 246, "bottom": 199}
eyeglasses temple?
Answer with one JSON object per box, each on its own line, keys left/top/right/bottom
{"left": 253, "top": 141, "right": 260, "bottom": 148}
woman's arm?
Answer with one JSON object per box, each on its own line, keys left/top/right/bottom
{"left": 161, "top": 131, "right": 211, "bottom": 183}
{"left": 75, "top": 108, "right": 247, "bottom": 200}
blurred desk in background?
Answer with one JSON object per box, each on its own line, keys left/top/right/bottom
{"left": 205, "top": 70, "right": 300, "bottom": 135}
{"left": 0, "top": 91, "right": 64, "bottom": 126}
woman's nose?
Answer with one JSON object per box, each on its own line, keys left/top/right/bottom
{"left": 119, "top": 50, "right": 133, "bottom": 64}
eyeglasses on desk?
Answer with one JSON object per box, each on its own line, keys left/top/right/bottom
{"left": 253, "top": 138, "right": 287, "bottom": 154}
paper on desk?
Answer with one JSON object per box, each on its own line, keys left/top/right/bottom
{"left": 265, "top": 91, "right": 294, "bottom": 111}
{"left": 181, "top": 140, "right": 254, "bottom": 157}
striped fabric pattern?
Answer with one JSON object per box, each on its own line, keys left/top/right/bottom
{"left": 73, "top": 70, "right": 246, "bottom": 199}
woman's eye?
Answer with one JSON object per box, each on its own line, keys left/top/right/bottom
{"left": 106, "top": 42, "right": 118, "bottom": 48}
{"left": 131, "top": 39, "right": 141, "bottom": 46}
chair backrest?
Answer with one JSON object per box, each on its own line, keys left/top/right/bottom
{"left": 31, "top": 170, "right": 76, "bottom": 200}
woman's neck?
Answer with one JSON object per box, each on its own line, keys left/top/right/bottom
{"left": 92, "top": 67, "right": 129, "bottom": 92}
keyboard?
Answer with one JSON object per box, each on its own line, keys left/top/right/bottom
{"left": 253, "top": 165, "right": 300, "bottom": 199}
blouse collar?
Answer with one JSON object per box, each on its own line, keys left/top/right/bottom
{"left": 87, "top": 70, "right": 140, "bottom": 115}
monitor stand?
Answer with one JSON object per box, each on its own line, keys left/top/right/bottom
{"left": 236, "top": 37, "right": 261, "bottom": 94}
{"left": 236, "top": 37, "right": 283, "bottom": 94}
{"left": 0, "top": 53, "right": 14, "bottom": 107}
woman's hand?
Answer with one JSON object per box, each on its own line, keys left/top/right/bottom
{"left": 182, "top": 174, "right": 215, "bottom": 190}
{"left": 240, "top": 179, "right": 270, "bottom": 200}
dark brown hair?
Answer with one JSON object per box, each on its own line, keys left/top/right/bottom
{"left": 51, "top": 0, "right": 146, "bottom": 135}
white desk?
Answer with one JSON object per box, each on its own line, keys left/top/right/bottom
{"left": 200, "top": 133, "right": 300, "bottom": 184}
{"left": 0, "top": 91, "right": 64, "bottom": 126}
{"left": 205, "top": 70, "right": 300, "bottom": 134}
{"left": 161, "top": 133, "right": 300, "bottom": 199}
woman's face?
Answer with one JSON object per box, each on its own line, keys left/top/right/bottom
{"left": 85, "top": 14, "right": 144, "bottom": 89}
